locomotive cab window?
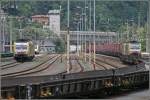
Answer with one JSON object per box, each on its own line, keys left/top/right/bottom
{"left": 16, "top": 45, "right": 27, "bottom": 50}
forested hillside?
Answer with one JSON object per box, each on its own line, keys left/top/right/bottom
{"left": 1, "top": 0, "right": 148, "bottom": 51}
{"left": 1, "top": 0, "right": 148, "bottom": 31}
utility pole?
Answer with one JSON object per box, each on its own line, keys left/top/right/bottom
{"left": 81, "top": 34, "right": 83, "bottom": 60}
{"left": 4, "top": 15, "right": 6, "bottom": 52}
{"left": 93, "top": 0, "right": 96, "bottom": 70}
{"left": 131, "top": 18, "right": 134, "bottom": 41}
{"left": 77, "top": 22, "right": 79, "bottom": 56}
{"left": 78, "top": 20, "right": 80, "bottom": 58}
{"left": 126, "top": 20, "right": 129, "bottom": 42}
{"left": 81, "top": 9, "right": 84, "bottom": 61}
{"left": 82, "top": 9, "right": 84, "bottom": 31}
{"left": 138, "top": 12, "right": 141, "bottom": 29}
{"left": 79, "top": 14, "right": 82, "bottom": 60}
{"left": 89, "top": 0, "right": 92, "bottom": 65}
{"left": 84, "top": 0, "right": 87, "bottom": 62}
{"left": 9, "top": 18, "right": 13, "bottom": 53}
{"left": 0, "top": 8, "right": 6, "bottom": 52}
{"left": 0, "top": 3, "right": 1, "bottom": 98}
{"left": 19, "top": 19, "right": 22, "bottom": 39}
{"left": 67, "top": 0, "right": 70, "bottom": 73}
{"left": 107, "top": 18, "right": 110, "bottom": 43}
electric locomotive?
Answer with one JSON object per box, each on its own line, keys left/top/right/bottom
{"left": 13, "top": 39, "right": 35, "bottom": 62}
{"left": 120, "top": 41, "right": 141, "bottom": 64}
{"left": 88, "top": 41, "right": 141, "bottom": 64}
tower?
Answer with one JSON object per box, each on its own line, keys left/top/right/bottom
{"left": 48, "top": 10, "right": 60, "bottom": 36}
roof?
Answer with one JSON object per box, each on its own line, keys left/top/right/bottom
{"left": 32, "top": 15, "right": 49, "bottom": 18}
{"left": 16, "top": 39, "right": 31, "bottom": 42}
{"left": 48, "top": 10, "right": 60, "bottom": 14}
{"left": 40, "top": 40, "right": 56, "bottom": 47}
{"left": 60, "top": 31, "right": 116, "bottom": 36}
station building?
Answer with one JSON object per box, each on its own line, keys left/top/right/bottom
{"left": 36, "top": 39, "right": 56, "bottom": 53}
{"left": 60, "top": 31, "right": 117, "bottom": 45}
{"left": 31, "top": 15, "right": 49, "bottom": 26}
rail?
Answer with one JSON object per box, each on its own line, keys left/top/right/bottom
{"left": 1, "top": 62, "right": 147, "bottom": 87}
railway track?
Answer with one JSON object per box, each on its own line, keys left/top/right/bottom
{"left": 2, "top": 55, "right": 60, "bottom": 78}
{"left": 1, "top": 62, "right": 22, "bottom": 70}
{"left": 0, "top": 61, "right": 17, "bottom": 68}
{"left": 1, "top": 54, "right": 49, "bottom": 70}
{"left": 86, "top": 55, "right": 117, "bottom": 70}
{"left": 96, "top": 54, "right": 128, "bottom": 68}
{"left": 69, "top": 55, "right": 84, "bottom": 73}
{"left": 98, "top": 55, "right": 128, "bottom": 68}
{"left": 86, "top": 55, "right": 106, "bottom": 70}
{"left": 1, "top": 57, "right": 14, "bottom": 62}
{"left": 95, "top": 58, "right": 118, "bottom": 69}
{"left": 75, "top": 57, "right": 84, "bottom": 72}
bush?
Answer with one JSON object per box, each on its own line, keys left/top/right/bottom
{"left": 0, "top": 52, "right": 14, "bottom": 58}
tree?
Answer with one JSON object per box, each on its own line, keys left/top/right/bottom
{"left": 54, "top": 38, "right": 65, "bottom": 53}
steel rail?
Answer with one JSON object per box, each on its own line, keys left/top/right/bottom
{"left": 0, "top": 61, "right": 17, "bottom": 67}
{"left": 86, "top": 55, "right": 107, "bottom": 70}
{"left": 69, "top": 55, "right": 84, "bottom": 73}
{"left": 2, "top": 55, "right": 59, "bottom": 77}
{"left": 1, "top": 62, "right": 21, "bottom": 70}
{"left": 95, "top": 58, "right": 118, "bottom": 69}
{"left": 1, "top": 54, "right": 50, "bottom": 70}
{"left": 75, "top": 56, "right": 84, "bottom": 72}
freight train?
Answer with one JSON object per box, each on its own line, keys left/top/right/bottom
{"left": 13, "top": 39, "right": 35, "bottom": 62}
{"left": 88, "top": 41, "right": 141, "bottom": 64}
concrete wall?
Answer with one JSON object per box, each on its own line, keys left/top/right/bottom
{"left": 48, "top": 10, "right": 60, "bottom": 36}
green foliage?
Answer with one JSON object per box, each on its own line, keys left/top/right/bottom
{"left": 3, "top": 1, "right": 148, "bottom": 32}
{"left": 23, "top": 23, "right": 54, "bottom": 40}
{"left": 54, "top": 38, "right": 65, "bottom": 53}
{"left": 136, "top": 24, "right": 147, "bottom": 51}
{"left": 17, "top": 2, "right": 32, "bottom": 17}
{"left": 2, "top": 1, "right": 148, "bottom": 50}
{"left": 0, "top": 52, "right": 14, "bottom": 58}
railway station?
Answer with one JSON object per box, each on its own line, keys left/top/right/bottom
{"left": 0, "top": 0, "right": 150, "bottom": 99}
